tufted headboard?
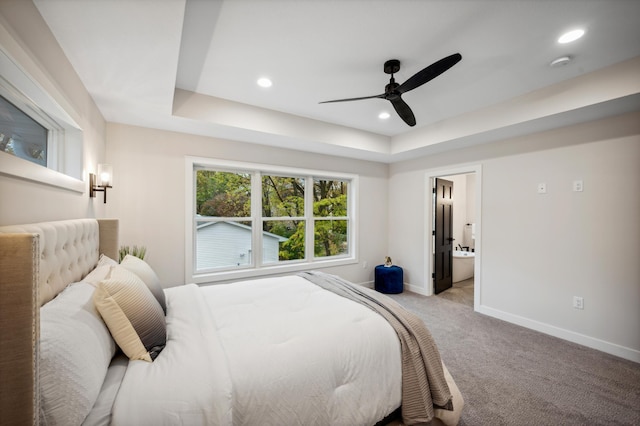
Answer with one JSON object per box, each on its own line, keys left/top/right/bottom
{"left": 0, "top": 218, "right": 118, "bottom": 425}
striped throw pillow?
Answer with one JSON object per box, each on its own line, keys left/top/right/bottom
{"left": 94, "top": 266, "right": 166, "bottom": 361}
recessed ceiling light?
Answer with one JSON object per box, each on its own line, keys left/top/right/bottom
{"left": 558, "top": 29, "right": 585, "bottom": 44}
{"left": 378, "top": 112, "right": 390, "bottom": 120}
{"left": 257, "top": 77, "right": 272, "bottom": 88}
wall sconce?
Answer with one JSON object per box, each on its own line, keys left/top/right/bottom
{"left": 89, "top": 163, "right": 113, "bottom": 203}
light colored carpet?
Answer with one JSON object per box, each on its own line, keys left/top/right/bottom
{"left": 387, "top": 290, "right": 640, "bottom": 425}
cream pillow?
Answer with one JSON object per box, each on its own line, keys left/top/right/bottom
{"left": 119, "top": 254, "right": 166, "bottom": 314}
{"left": 83, "top": 254, "right": 118, "bottom": 286}
{"left": 94, "top": 266, "right": 166, "bottom": 362}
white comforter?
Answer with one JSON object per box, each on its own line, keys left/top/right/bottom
{"left": 111, "top": 275, "right": 402, "bottom": 425}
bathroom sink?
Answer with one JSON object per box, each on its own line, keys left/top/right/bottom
{"left": 453, "top": 250, "right": 474, "bottom": 258}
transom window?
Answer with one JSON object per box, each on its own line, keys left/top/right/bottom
{"left": 186, "top": 157, "right": 357, "bottom": 283}
{"left": 0, "top": 95, "right": 48, "bottom": 167}
{"left": 0, "top": 48, "right": 84, "bottom": 192}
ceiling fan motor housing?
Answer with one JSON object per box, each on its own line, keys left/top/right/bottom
{"left": 384, "top": 59, "right": 401, "bottom": 75}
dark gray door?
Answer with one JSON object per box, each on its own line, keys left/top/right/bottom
{"left": 434, "top": 178, "right": 453, "bottom": 294}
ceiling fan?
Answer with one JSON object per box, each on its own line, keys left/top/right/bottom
{"left": 320, "top": 53, "right": 462, "bottom": 127}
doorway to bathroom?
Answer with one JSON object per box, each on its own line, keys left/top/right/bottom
{"left": 425, "top": 165, "right": 481, "bottom": 310}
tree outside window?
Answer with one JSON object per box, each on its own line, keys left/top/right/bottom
{"left": 313, "top": 179, "right": 348, "bottom": 258}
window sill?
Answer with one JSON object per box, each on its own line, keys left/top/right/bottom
{"left": 0, "top": 153, "right": 84, "bottom": 193}
{"left": 191, "top": 257, "right": 358, "bottom": 285}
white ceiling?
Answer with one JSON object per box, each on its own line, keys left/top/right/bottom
{"left": 34, "top": 0, "right": 640, "bottom": 163}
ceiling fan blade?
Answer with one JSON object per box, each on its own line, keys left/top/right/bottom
{"left": 390, "top": 96, "right": 416, "bottom": 127}
{"left": 397, "top": 53, "right": 462, "bottom": 94}
{"left": 319, "top": 93, "right": 385, "bottom": 104}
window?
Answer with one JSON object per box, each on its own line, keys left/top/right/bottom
{"left": 195, "top": 170, "right": 252, "bottom": 270}
{"left": 0, "top": 48, "right": 83, "bottom": 192}
{"left": 313, "top": 178, "right": 349, "bottom": 258}
{"left": 186, "top": 157, "right": 357, "bottom": 283}
{"left": 261, "top": 175, "right": 306, "bottom": 263}
{"left": 0, "top": 95, "right": 48, "bottom": 167}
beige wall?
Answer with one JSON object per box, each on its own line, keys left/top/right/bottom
{"left": 105, "top": 123, "right": 389, "bottom": 288}
{"left": 0, "top": 1, "right": 107, "bottom": 224}
{"left": 389, "top": 111, "right": 640, "bottom": 361}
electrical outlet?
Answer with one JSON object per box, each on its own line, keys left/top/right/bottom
{"left": 573, "top": 296, "right": 584, "bottom": 310}
{"left": 573, "top": 180, "right": 583, "bottom": 192}
{"left": 362, "top": 261, "right": 368, "bottom": 269}
{"left": 537, "top": 183, "right": 547, "bottom": 194}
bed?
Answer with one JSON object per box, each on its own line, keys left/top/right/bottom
{"left": 0, "top": 218, "right": 463, "bottom": 426}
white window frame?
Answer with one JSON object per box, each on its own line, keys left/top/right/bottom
{"left": 0, "top": 46, "right": 84, "bottom": 192}
{"left": 185, "top": 156, "right": 358, "bottom": 284}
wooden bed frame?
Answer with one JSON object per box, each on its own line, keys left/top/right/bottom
{"left": 0, "top": 219, "right": 118, "bottom": 425}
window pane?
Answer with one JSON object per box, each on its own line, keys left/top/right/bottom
{"left": 262, "top": 175, "right": 305, "bottom": 218}
{"left": 0, "top": 95, "right": 47, "bottom": 167}
{"left": 196, "top": 170, "right": 250, "bottom": 217}
{"left": 196, "top": 220, "right": 252, "bottom": 270}
{"left": 263, "top": 220, "right": 305, "bottom": 262}
{"left": 313, "top": 179, "right": 348, "bottom": 217}
{"left": 314, "top": 219, "right": 348, "bottom": 257}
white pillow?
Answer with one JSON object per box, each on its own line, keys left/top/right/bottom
{"left": 119, "top": 255, "right": 166, "bottom": 314}
{"left": 81, "top": 354, "right": 128, "bottom": 426}
{"left": 40, "top": 282, "right": 116, "bottom": 426}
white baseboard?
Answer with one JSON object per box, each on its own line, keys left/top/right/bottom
{"left": 357, "top": 281, "right": 639, "bottom": 363}
{"left": 477, "top": 305, "right": 640, "bottom": 364}
{"left": 358, "top": 281, "right": 430, "bottom": 297}
{"left": 405, "top": 283, "right": 429, "bottom": 296}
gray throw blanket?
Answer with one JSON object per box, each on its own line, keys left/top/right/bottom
{"left": 299, "top": 271, "right": 453, "bottom": 425}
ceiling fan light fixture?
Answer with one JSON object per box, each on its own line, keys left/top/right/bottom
{"left": 558, "top": 29, "right": 585, "bottom": 44}
{"left": 257, "top": 77, "right": 272, "bottom": 88}
{"left": 378, "top": 111, "right": 391, "bottom": 120}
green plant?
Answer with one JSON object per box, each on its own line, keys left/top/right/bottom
{"left": 119, "top": 245, "right": 147, "bottom": 263}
